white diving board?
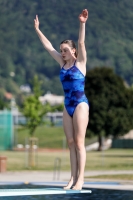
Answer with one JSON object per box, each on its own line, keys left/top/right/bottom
{"left": 0, "top": 188, "right": 92, "bottom": 197}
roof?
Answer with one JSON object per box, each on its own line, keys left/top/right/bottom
{"left": 39, "top": 93, "right": 64, "bottom": 105}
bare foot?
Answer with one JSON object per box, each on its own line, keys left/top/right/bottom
{"left": 63, "top": 177, "right": 76, "bottom": 190}
{"left": 72, "top": 180, "right": 84, "bottom": 190}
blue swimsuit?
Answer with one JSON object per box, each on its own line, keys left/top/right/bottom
{"left": 60, "top": 61, "right": 89, "bottom": 117}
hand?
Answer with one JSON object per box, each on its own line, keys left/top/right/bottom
{"left": 34, "top": 15, "right": 39, "bottom": 29}
{"left": 79, "top": 9, "right": 88, "bottom": 23}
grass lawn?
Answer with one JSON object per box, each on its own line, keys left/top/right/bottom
{"left": 14, "top": 125, "right": 94, "bottom": 148}
{"left": 86, "top": 149, "right": 133, "bottom": 170}
{"left": 1, "top": 125, "right": 133, "bottom": 178}
{"left": 15, "top": 125, "right": 65, "bottom": 149}
{"left": 0, "top": 149, "right": 133, "bottom": 172}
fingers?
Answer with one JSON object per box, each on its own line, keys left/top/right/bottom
{"left": 34, "top": 15, "right": 39, "bottom": 29}
{"left": 34, "top": 15, "right": 39, "bottom": 22}
{"left": 79, "top": 9, "right": 88, "bottom": 19}
{"left": 36, "top": 15, "right": 39, "bottom": 21}
{"left": 82, "top": 9, "right": 88, "bottom": 18}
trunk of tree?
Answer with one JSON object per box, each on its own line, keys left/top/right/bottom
{"left": 98, "top": 134, "right": 102, "bottom": 151}
{"left": 29, "top": 139, "right": 34, "bottom": 167}
{"left": 28, "top": 137, "right": 38, "bottom": 168}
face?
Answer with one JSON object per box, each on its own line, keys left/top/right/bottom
{"left": 60, "top": 43, "right": 75, "bottom": 61}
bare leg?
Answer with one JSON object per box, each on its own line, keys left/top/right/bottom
{"left": 63, "top": 107, "right": 78, "bottom": 189}
{"left": 72, "top": 102, "right": 89, "bottom": 190}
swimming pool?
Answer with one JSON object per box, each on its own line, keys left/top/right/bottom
{"left": 0, "top": 183, "right": 133, "bottom": 200}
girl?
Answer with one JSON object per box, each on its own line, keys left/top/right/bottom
{"left": 34, "top": 9, "right": 89, "bottom": 190}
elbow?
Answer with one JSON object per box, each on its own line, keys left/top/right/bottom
{"left": 78, "top": 40, "right": 85, "bottom": 46}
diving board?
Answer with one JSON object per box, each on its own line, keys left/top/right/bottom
{"left": 0, "top": 188, "right": 92, "bottom": 197}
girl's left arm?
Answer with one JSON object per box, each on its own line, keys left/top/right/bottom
{"left": 77, "top": 9, "right": 88, "bottom": 65}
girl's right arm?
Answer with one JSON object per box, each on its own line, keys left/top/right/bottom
{"left": 34, "top": 15, "right": 64, "bottom": 66}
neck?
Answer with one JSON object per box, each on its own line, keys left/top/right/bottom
{"left": 65, "top": 58, "right": 76, "bottom": 67}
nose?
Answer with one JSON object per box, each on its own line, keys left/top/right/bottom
{"left": 62, "top": 52, "right": 65, "bottom": 57}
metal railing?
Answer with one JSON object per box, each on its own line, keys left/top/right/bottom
{"left": 53, "top": 157, "right": 61, "bottom": 180}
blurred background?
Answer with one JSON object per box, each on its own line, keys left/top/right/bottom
{"left": 0, "top": 0, "right": 133, "bottom": 182}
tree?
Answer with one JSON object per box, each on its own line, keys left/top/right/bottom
{"left": 0, "top": 91, "right": 8, "bottom": 110}
{"left": 22, "top": 75, "right": 51, "bottom": 136}
{"left": 0, "top": 99, "right": 5, "bottom": 110}
{"left": 22, "top": 75, "right": 51, "bottom": 167}
{"left": 1, "top": 0, "right": 133, "bottom": 96}
{"left": 85, "top": 67, "right": 133, "bottom": 150}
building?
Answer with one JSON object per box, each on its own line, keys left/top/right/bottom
{"left": 20, "top": 84, "right": 31, "bottom": 93}
{"left": 45, "top": 112, "right": 63, "bottom": 126}
{"left": 39, "top": 93, "right": 64, "bottom": 106}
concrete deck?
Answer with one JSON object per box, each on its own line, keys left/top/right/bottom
{"left": 0, "top": 170, "right": 133, "bottom": 191}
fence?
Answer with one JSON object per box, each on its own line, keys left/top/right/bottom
{"left": 0, "top": 110, "right": 13, "bottom": 150}
{"left": 112, "top": 139, "right": 133, "bottom": 148}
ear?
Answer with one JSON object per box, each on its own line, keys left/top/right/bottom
{"left": 72, "top": 48, "right": 76, "bottom": 54}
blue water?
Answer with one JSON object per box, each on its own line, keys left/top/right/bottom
{"left": 0, "top": 184, "right": 133, "bottom": 200}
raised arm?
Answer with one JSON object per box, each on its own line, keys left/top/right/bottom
{"left": 34, "top": 15, "right": 64, "bottom": 66}
{"left": 77, "top": 9, "right": 88, "bottom": 65}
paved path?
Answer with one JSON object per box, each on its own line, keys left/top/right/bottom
{"left": 0, "top": 170, "right": 133, "bottom": 191}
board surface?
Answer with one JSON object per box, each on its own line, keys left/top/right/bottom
{"left": 0, "top": 188, "right": 92, "bottom": 196}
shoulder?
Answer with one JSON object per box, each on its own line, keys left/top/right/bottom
{"left": 75, "top": 60, "right": 86, "bottom": 76}
{"left": 59, "top": 61, "right": 65, "bottom": 68}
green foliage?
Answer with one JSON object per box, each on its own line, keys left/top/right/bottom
{"left": 0, "top": 99, "right": 6, "bottom": 110}
{"left": 52, "top": 103, "right": 64, "bottom": 112}
{"left": 85, "top": 67, "right": 133, "bottom": 141}
{"left": 0, "top": 0, "right": 133, "bottom": 97}
{"left": 22, "top": 76, "right": 51, "bottom": 136}
{"left": 0, "top": 89, "right": 9, "bottom": 109}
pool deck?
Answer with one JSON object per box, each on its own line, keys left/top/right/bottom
{"left": 0, "top": 170, "right": 133, "bottom": 191}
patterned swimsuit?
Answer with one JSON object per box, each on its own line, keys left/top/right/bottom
{"left": 60, "top": 61, "right": 89, "bottom": 117}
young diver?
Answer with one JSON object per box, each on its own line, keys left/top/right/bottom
{"left": 34, "top": 9, "right": 89, "bottom": 190}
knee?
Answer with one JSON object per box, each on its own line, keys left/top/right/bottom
{"left": 75, "top": 140, "right": 84, "bottom": 151}
{"left": 67, "top": 138, "right": 75, "bottom": 149}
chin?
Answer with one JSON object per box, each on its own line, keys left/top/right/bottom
{"left": 63, "top": 58, "right": 67, "bottom": 61}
